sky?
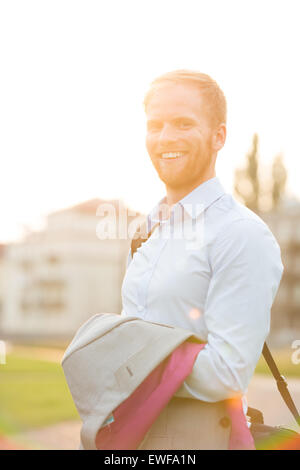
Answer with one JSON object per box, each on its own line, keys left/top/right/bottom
{"left": 1, "top": 0, "right": 300, "bottom": 243}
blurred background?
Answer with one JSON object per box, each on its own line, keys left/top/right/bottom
{"left": 1, "top": 0, "right": 300, "bottom": 450}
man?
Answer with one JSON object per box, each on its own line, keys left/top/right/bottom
{"left": 120, "top": 70, "right": 283, "bottom": 448}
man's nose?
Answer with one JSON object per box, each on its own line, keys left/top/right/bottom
{"left": 158, "top": 123, "right": 178, "bottom": 146}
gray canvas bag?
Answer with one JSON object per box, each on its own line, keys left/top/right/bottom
{"left": 61, "top": 312, "right": 202, "bottom": 450}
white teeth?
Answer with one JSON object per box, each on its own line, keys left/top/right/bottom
{"left": 161, "top": 152, "right": 185, "bottom": 159}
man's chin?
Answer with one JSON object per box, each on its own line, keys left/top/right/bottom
{"left": 157, "top": 174, "right": 187, "bottom": 189}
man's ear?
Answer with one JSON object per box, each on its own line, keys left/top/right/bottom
{"left": 213, "top": 123, "right": 226, "bottom": 152}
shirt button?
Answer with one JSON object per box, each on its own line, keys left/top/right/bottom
{"left": 137, "top": 305, "right": 144, "bottom": 312}
{"left": 219, "top": 416, "right": 231, "bottom": 428}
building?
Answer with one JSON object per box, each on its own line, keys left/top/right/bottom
{"left": 260, "top": 199, "right": 300, "bottom": 343}
{"left": 2, "top": 195, "right": 298, "bottom": 345}
{"left": 0, "top": 199, "right": 142, "bottom": 342}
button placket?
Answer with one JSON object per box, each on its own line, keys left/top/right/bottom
{"left": 135, "top": 221, "right": 169, "bottom": 318}
{"left": 143, "top": 237, "right": 169, "bottom": 320}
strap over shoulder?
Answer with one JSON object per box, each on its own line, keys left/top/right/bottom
{"left": 131, "top": 221, "right": 160, "bottom": 257}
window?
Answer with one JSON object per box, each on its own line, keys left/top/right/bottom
{"left": 47, "top": 255, "right": 60, "bottom": 265}
{"left": 20, "top": 279, "right": 66, "bottom": 313}
{"left": 20, "top": 260, "right": 33, "bottom": 272}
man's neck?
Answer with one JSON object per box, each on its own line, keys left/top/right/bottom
{"left": 165, "top": 172, "right": 216, "bottom": 207}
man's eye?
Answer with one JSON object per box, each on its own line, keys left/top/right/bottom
{"left": 177, "top": 120, "right": 192, "bottom": 129}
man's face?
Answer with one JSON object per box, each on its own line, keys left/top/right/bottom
{"left": 146, "top": 82, "right": 220, "bottom": 193}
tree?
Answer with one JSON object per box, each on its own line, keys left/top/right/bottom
{"left": 271, "top": 153, "right": 287, "bottom": 209}
{"left": 234, "top": 134, "right": 287, "bottom": 212}
{"left": 234, "top": 133, "right": 260, "bottom": 212}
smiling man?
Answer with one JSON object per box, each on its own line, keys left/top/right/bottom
{"left": 121, "top": 70, "right": 284, "bottom": 449}
{"left": 145, "top": 73, "right": 226, "bottom": 206}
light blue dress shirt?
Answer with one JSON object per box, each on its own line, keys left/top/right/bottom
{"left": 121, "top": 177, "right": 284, "bottom": 407}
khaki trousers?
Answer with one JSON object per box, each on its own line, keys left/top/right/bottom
{"left": 138, "top": 397, "right": 232, "bottom": 450}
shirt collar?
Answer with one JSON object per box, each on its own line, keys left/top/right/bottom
{"left": 148, "top": 177, "right": 226, "bottom": 226}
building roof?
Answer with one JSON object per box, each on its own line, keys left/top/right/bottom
{"left": 48, "top": 198, "right": 142, "bottom": 218}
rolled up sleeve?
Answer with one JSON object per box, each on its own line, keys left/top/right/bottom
{"left": 175, "top": 218, "right": 284, "bottom": 402}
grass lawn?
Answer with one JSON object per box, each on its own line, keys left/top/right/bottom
{"left": 0, "top": 345, "right": 299, "bottom": 437}
{"left": 0, "top": 353, "right": 79, "bottom": 435}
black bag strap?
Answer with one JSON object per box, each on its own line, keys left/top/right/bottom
{"left": 262, "top": 343, "right": 300, "bottom": 427}
{"left": 130, "top": 221, "right": 160, "bottom": 258}
{"left": 130, "top": 224, "right": 300, "bottom": 428}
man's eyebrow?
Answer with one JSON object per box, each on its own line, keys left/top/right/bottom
{"left": 172, "top": 115, "right": 196, "bottom": 121}
{"left": 147, "top": 116, "right": 195, "bottom": 123}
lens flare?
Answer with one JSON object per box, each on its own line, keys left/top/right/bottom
{"left": 189, "top": 308, "right": 202, "bottom": 320}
